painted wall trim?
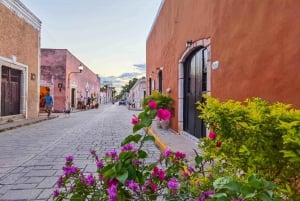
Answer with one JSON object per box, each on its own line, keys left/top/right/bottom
{"left": 0, "top": 55, "right": 28, "bottom": 119}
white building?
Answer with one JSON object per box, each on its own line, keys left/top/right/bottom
{"left": 128, "top": 77, "right": 146, "bottom": 110}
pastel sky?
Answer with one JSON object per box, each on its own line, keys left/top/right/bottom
{"left": 21, "top": 0, "right": 162, "bottom": 91}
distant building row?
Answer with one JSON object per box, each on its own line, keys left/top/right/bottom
{"left": 0, "top": 0, "right": 101, "bottom": 121}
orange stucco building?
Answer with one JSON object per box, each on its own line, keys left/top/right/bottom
{"left": 0, "top": 0, "right": 41, "bottom": 120}
{"left": 146, "top": 0, "right": 300, "bottom": 138}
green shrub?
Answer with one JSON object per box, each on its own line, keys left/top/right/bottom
{"left": 197, "top": 96, "right": 300, "bottom": 200}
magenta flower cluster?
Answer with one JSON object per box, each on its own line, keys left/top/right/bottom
{"left": 147, "top": 100, "right": 172, "bottom": 120}
{"left": 131, "top": 115, "right": 140, "bottom": 125}
{"left": 148, "top": 100, "right": 157, "bottom": 109}
{"left": 208, "top": 131, "right": 222, "bottom": 148}
{"left": 157, "top": 108, "right": 171, "bottom": 120}
{"left": 121, "top": 143, "right": 135, "bottom": 152}
{"left": 151, "top": 166, "right": 166, "bottom": 181}
{"left": 167, "top": 178, "right": 179, "bottom": 194}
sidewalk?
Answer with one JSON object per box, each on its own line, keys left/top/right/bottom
{"left": 0, "top": 113, "right": 59, "bottom": 133}
{"left": 146, "top": 119, "right": 200, "bottom": 163}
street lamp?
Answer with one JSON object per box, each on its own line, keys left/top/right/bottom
{"left": 68, "top": 63, "right": 84, "bottom": 88}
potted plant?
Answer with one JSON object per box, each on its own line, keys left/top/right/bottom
{"left": 142, "top": 91, "right": 173, "bottom": 129}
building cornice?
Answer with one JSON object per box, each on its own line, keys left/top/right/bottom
{"left": 1, "top": 0, "right": 41, "bottom": 31}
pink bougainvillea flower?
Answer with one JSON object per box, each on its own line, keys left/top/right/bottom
{"left": 131, "top": 115, "right": 140, "bottom": 125}
{"left": 89, "top": 149, "right": 96, "bottom": 155}
{"left": 126, "top": 180, "right": 139, "bottom": 191}
{"left": 99, "top": 174, "right": 104, "bottom": 181}
{"left": 96, "top": 160, "right": 104, "bottom": 169}
{"left": 121, "top": 144, "right": 135, "bottom": 152}
{"left": 86, "top": 173, "right": 96, "bottom": 186}
{"left": 175, "top": 151, "right": 186, "bottom": 160}
{"left": 157, "top": 108, "right": 171, "bottom": 120}
{"left": 150, "top": 183, "right": 157, "bottom": 192}
{"left": 163, "top": 148, "right": 172, "bottom": 157}
{"left": 107, "top": 183, "right": 118, "bottom": 201}
{"left": 216, "top": 141, "right": 222, "bottom": 147}
{"left": 151, "top": 166, "right": 166, "bottom": 181}
{"left": 148, "top": 100, "right": 157, "bottom": 109}
{"left": 53, "top": 189, "right": 60, "bottom": 197}
{"left": 63, "top": 165, "right": 78, "bottom": 176}
{"left": 167, "top": 178, "right": 179, "bottom": 194}
{"left": 65, "top": 155, "right": 73, "bottom": 163}
{"left": 208, "top": 131, "right": 217, "bottom": 139}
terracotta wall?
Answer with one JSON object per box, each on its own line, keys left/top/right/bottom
{"left": 147, "top": 0, "right": 300, "bottom": 131}
{"left": 0, "top": 3, "right": 40, "bottom": 118}
{"left": 41, "top": 49, "right": 101, "bottom": 112}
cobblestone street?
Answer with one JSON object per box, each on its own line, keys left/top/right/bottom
{"left": 0, "top": 104, "right": 161, "bottom": 200}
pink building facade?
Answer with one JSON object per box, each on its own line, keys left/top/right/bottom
{"left": 40, "top": 49, "right": 101, "bottom": 112}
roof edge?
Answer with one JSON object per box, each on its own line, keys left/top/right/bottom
{"left": 146, "top": 0, "right": 165, "bottom": 42}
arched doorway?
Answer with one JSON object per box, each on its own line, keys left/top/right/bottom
{"left": 178, "top": 38, "right": 211, "bottom": 138}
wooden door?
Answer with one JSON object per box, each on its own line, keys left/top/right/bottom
{"left": 1, "top": 66, "right": 21, "bottom": 116}
{"left": 183, "top": 48, "right": 207, "bottom": 138}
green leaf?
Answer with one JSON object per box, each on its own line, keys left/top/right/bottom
{"left": 212, "top": 193, "right": 227, "bottom": 198}
{"left": 121, "top": 134, "right": 142, "bottom": 146}
{"left": 258, "top": 192, "right": 273, "bottom": 201}
{"left": 223, "top": 181, "right": 241, "bottom": 192}
{"left": 127, "top": 165, "right": 136, "bottom": 180}
{"left": 115, "top": 162, "right": 123, "bottom": 172}
{"left": 70, "top": 193, "right": 84, "bottom": 201}
{"left": 138, "top": 150, "right": 148, "bottom": 159}
{"left": 216, "top": 197, "right": 230, "bottom": 201}
{"left": 248, "top": 174, "right": 258, "bottom": 182}
{"left": 213, "top": 176, "right": 232, "bottom": 189}
{"left": 133, "top": 123, "right": 144, "bottom": 133}
{"left": 142, "top": 117, "right": 153, "bottom": 127}
{"left": 102, "top": 166, "right": 116, "bottom": 180}
{"left": 240, "top": 186, "right": 255, "bottom": 198}
{"left": 117, "top": 171, "right": 128, "bottom": 184}
{"left": 142, "top": 135, "right": 155, "bottom": 142}
{"left": 195, "top": 155, "right": 203, "bottom": 165}
{"left": 118, "top": 151, "right": 134, "bottom": 160}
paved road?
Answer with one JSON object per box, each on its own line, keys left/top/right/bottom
{"left": 0, "top": 104, "right": 160, "bottom": 200}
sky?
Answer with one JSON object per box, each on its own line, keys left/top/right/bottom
{"left": 21, "top": 0, "right": 162, "bottom": 91}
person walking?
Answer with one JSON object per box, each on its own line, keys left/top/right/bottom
{"left": 44, "top": 92, "right": 53, "bottom": 117}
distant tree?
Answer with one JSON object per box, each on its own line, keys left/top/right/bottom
{"left": 117, "top": 78, "right": 138, "bottom": 100}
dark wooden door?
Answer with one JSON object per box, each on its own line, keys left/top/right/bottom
{"left": 71, "top": 88, "right": 76, "bottom": 107}
{"left": 1, "top": 66, "right": 21, "bottom": 116}
{"left": 158, "top": 70, "right": 162, "bottom": 93}
{"left": 183, "top": 48, "right": 207, "bottom": 138}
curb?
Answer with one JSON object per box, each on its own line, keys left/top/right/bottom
{"left": 0, "top": 116, "right": 58, "bottom": 133}
{"left": 145, "top": 128, "right": 167, "bottom": 152}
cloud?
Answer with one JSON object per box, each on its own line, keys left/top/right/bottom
{"left": 118, "top": 72, "right": 141, "bottom": 79}
{"left": 100, "top": 65, "right": 146, "bottom": 93}
{"left": 133, "top": 63, "right": 146, "bottom": 71}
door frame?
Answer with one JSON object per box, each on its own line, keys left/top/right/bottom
{"left": 178, "top": 38, "right": 211, "bottom": 138}
{"left": 0, "top": 56, "right": 28, "bottom": 119}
